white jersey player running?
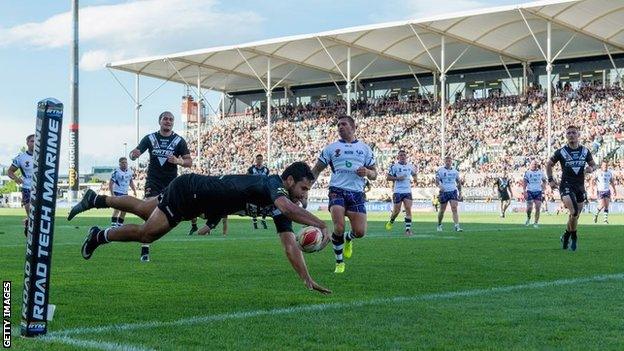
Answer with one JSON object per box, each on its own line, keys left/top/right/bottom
{"left": 108, "top": 157, "right": 136, "bottom": 227}
{"left": 312, "top": 115, "right": 377, "bottom": 274}
{"left": 385, "top": 150, "right": 417, "bottom": 236}
{"left": 8, "top": 134, "right": 35, "bottom": 237}
{"left": 522, "top": 160, "right": 547, "bottom": 228}
{"left": 592, "top": 161, "right": 617, "bottom": 224}
{"left": 435, "top": 156, "right": 463, "bottom": 232}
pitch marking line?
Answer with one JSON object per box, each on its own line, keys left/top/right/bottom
{"left": 49, "top": 273, "right": 624, "bottom": 338}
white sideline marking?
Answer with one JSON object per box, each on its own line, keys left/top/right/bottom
{"left": 49, "top": 273, "right": 624, "bottom": 337}
{"left": 40, "top": 335, "right": 153, "bottom": 351}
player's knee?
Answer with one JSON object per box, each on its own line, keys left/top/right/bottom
{"left": 352, "top": 229, "right": 366, "bottom": 238}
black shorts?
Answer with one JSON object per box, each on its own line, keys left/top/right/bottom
{"left": 559, "top": 182, "right": 586, "bottom": 203}
{"left": 499, "top": 192, "right": 510, "bottom": 201}
{"left": 157, "top": 175, "right": 200, "bottom": 228}
{"left": 144, "top": 177, "right": 175, "bottom": 198}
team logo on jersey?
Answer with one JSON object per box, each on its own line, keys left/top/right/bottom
{"left": 334, "top": 149, "right": 341, "bottom": 158}
{"left": 25, "top": 161, "right": 30, "bottom": 167}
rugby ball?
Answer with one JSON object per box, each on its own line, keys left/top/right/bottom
{"left": 297, "top": 226, "right": 324, "bottom": 253}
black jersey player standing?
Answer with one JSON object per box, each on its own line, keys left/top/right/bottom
{"left": 129, "top": 111, "right": 192, "bottom": 261}
{"left": 68, "top": 162, "right": 332, "bottom": 294}
{"left": 546, "top": 125, "right": 596, "bottom": 251}
{"left": 247, "top": 154, "right": 270, "bottom": 230}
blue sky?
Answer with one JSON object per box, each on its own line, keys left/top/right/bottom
{"left": 1, "top": 0, "right": 521, "bottom": 174}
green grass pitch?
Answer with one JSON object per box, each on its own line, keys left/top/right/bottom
{"left": 1, "top": 207, "right": 623, "bottom": 350}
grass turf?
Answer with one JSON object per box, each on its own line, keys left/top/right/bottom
{"left": 0, "top": 208, "right": 622, "bottom": 350}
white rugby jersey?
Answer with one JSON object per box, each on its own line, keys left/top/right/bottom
{"left": 523, "top": 169, "right": 546, "bottom": 192}
{"left": 318, "top": 139, "right": 375, "bottom": 192}
{"left": 11, "top": 151, "right": 34, "bottom": 190}
{"left": 595, "top": 169, "right": 613, "bottom": 192}
{"left": 111, "top": 167, "right": 134, "bottom": 195}
{"left": 388, "top": 162, "right": 416, "bottom": 193}
{"left": 436, "top": 166, "right": 460, "bottom": 192}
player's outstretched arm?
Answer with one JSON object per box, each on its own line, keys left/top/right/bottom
{"left": 278, "top": 231, "right": 331, "bottom": 295}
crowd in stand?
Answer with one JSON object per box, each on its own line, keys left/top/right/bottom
{"left": 130, "top": 83, "right": 624, "bottom": 197}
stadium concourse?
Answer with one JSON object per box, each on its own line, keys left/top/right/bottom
{"left": 124, "top": 82, "right": 624, "bottom": 203}
{"left": 105, "top": 0, "right": 624, "bottom": 206}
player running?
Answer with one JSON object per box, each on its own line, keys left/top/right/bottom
{"left": 108, "top": 157, "right": 137, "bottom": 227}
{"left": 68, "top": 162, "right": 331, "bottom": 294}
{"left": 493, "top": 171, "right": 513, "bottom": 218}
{"left": 436, "top": 156, "right": 463, "bottom": 232}
{"left": 592, "top": 160, "right": 617, "bottom": 224}
{"left": 247, "top": 154, "right": 270, "bottom": 230}
{"left": 385, "top": 150, "right": 417, "bottom": 236}
{"left": 7, "top": 134, "right": 35, "bottom": 237}
{"left": 546, "top": 125, "right": 596, "bottom": 251}
{"left": 522, "top": 160, "right": 547, "bottom": 228}
{"left": 311, "top": 115, "right": 377, "bottom": 274}
{"left": 129, "top": 111, "right": 192, "bottom": 261}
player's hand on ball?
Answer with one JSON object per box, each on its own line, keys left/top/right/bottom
{"left": 305, "top": 278, "right": 332, "bottom": 295}
{"left": 356, "top": 167, "right": 368, "bottom": 177}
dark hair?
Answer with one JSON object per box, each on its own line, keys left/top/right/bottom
{"left": 281, "top": 162, "right": 315, "bottom": 182}
{"left": 567, "top": 125, "right": 579, "bottom": 131}
{"left": 255, "top": 154, "right": 263, "bottom": 158}
{"left": 159, "top": 111, "right": 174, "bottom": 122}
{"left": 26, "top": 134, "right": 35, "bottom": 141}
{"left": 119, "top": 157, "right": 127, "bottom": 162}
{"left": 336, "top": 115, "right": 355, "bottom": 128}
{"left": 398, "top": 150, "right": 406, "bottom": 155}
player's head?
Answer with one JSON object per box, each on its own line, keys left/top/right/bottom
{"left": 601, "top": 160, "right": 608, "bottom": 171}
{"left": 26, "top": 134, "right": 35, "bottom": 152}
{"left": 530, "top": 160, "right": 539, "bottom": 170}
{"left": 565, "top": 125, "right": 580, "bottom": 144}
{"left": 443, "top": 155, "right": 453, "bottom": 168}
{"left": 336, "top": 115, "right": 356, "bottom": 141}
{"left": 158, "top": 111, "right": 175, "bottom": 132}
{"left": 255, "top": 154, "right": 264, "bottom": 166}
{"left": 281, "top": 162, "right": 315, "bottom": 202}
{"left": 119, "top": 157, "right": 128, "bottom": 170}
{"left": 397, "top": 150, "right": 407, "bottom": 163}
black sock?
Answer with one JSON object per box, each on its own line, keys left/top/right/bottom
{"left": 94, "top": 195, "right": 108, "bottom": 208}
{"left": 111, "top": 216, "right": 117, "bottom": 225}
{"left": 570, "top": 230, "right": 577, "bottom": 240}
{"left": 141, "top": 246, "right": 149, "bottom": 256}
{"left": 331, "top": 233, "right": 344, "bottom": 263}
{"left": 96, "top": 229, "right": 110, "bottom": 245}
{"left": 118, "top": 218, "right": 124, "bottom": 225}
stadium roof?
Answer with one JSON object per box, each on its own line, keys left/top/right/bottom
{"left": 108, "top": 0, "right": 624, "bottom": 93}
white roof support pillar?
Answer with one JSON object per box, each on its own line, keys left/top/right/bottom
{"left": 266, "top": 58, "right": 272, "bottom": 166}
{"left": 440, "top": 35, "right": 447, "bottom": 158}
{"left": 604, "top": 43, "right": 622, "bottom": 85}
{"left": 134, "top": 74, "right": 141, "bottom": 166}
{"left": 197, "top": 67, "right": 202, "bottom": 165}
{"left": 499, "top": 56, "right": 519, "bottom": 94}
{"left": 346, "top": 47, "right": 351, "bottom": 116}
{"left": 165, "top": 59, "right": 219, "bottom": 116}
{"left": 522, "top": 62, "right": 528, "bottom": 94}
{"left": 408, "top": 66, "right": 432, "bottom": 104}
{"left": 546, "top": 21, "right": 553, "bottom": 157}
